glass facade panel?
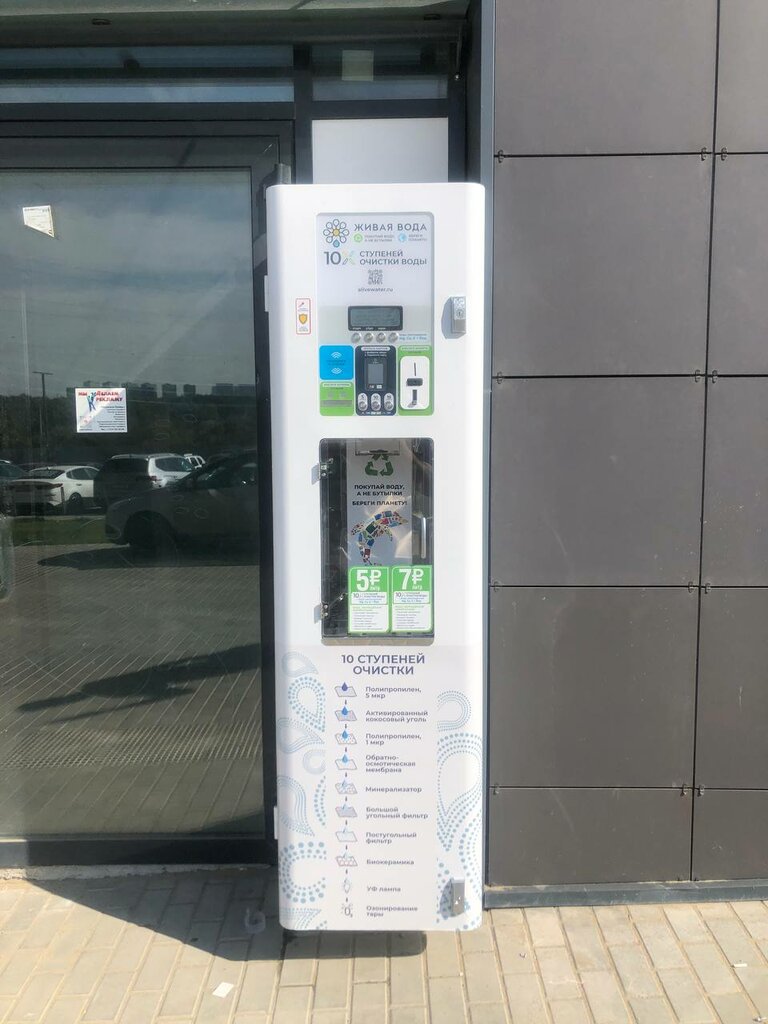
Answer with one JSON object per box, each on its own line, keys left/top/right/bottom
{"left": 313, "top": 77, "right": 447, "bottom": 101}
{"left": 0, "top": 80, "right": 293, "bottom": 103}
{"left": 311, "top": 40, "right": 453, "bottom": 101}
{"left": 312, "top": 41, "right": 455, "bottom": 73}
{"left": 0, "top": 167, "right": 266, "bottom": 838}
{"left": 0, "top": 45, "right": 294, "bottom": 70}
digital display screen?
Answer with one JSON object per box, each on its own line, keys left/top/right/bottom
{"left": 365, "top": 357, "right": 386, "bottom": 388}
{"left": 348, "top": 305, "right": 403, "bottom": 331}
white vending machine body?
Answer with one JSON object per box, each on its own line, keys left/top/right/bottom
{"left": 268, "top": 183, "right": 485, "bottom": 931}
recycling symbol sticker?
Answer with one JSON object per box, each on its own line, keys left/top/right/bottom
{"left": 364, "top": 454, "right": 394, "bottom": 477}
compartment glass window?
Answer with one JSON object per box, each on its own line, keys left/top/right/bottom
{"left": 320, "top": 438, "right": 433, "bottom": 641}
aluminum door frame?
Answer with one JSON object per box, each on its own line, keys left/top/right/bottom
{"left": 0, "top": 121, "right": 292, "bottom": 867}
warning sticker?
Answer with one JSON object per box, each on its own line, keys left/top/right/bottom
{"left": 296, "top": 298, "right": 311, "bottom": 335}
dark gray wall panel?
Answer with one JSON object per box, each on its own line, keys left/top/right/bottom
{"left": 717, "top": 0, "right": 768, "bottom": 151}
{"left": 710, "top": 157, "right": 768, "bottom": 373}
{"left": 693, "top": 791, "right": 768, "bottom": 880}
{"left": 490, "top": 378, "right": 704, "bottom": 585}
{"left": 697, "top": 590, "right": 768, "bottom": 788}
{"left": 493, "top": 157, "right": 710, "bottom": 375}
{"left": 489, "top": 588, "right": 697, "bottom": 788}
{"left": 488, "top": 788, "right": 692, "bottom": 886}
{"left": 495, "top": 0, "right": 715, "bottom": 154}
{"left": 703, "top": 379, "right": 768, "bottom": 585}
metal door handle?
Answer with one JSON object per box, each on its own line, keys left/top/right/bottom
{"left": 419, "top": 515, "right": 428, "bottom": 560}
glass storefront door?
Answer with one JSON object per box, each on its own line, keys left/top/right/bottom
{"left": 0, "top": 132, "right": 286, "bottom": 857}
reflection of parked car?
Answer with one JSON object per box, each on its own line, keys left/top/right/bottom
{"left": 183, "top": 453, "right": 205, "bottom": 469}
{"left": 105, "top": 451, "right": 259, "bottom": 552}
{"left": 94, "top": 453, "right": 192, "bottom": 508}
{"left": 0, "top": 464, "right": 21, "bottom": 516}
{"left": 0, "top": 462, "right": 23, "bottom": 481}
{"left": 9, "top": 465, "right": 99, "bottom": 515}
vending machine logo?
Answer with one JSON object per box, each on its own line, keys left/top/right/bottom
{"left": 323, "top": 219, "right": 349, "bottom": 248}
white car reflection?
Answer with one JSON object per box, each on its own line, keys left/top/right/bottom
{"left": 94, "top": 453, "right": 193, "bottom": 508}
{"left": 9, "top": 465, "right": 99, "bottom": 516}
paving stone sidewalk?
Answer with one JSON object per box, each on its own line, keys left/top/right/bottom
{"left": 0, "top": 868, "right": 767, "bottom": 1023}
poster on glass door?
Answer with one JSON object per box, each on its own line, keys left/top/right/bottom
{"left": 75, "top": 387, "right": 128, "bottom": 434}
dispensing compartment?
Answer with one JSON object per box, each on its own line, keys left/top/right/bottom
{"left": 320, "top": 437, "right": 434, "bottom": 641}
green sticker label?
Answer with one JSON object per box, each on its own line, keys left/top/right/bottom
{"left": 320, "top": 381, "right": 355, "bottom": 416}
{"left": 391, "top": 565, "right": 433, "bottom": 633}
{"left": 348, "top": 566, "right": 390, "bottom": 634}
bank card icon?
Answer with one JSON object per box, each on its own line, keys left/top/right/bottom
{"left": 335, "top": 757, "right": 357, "bottom": 770}
{"left": 335, "top": 685, "right": 357, "bottom": 697}
{"left": 336, "top": 780, "right": 357, "bottom": 795}
{"left": 337, "top": 853, "right": 357, "bottom": 867}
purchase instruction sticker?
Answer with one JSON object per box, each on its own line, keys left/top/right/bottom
{"left": 391, "top": 565, "right": 433, "bottom": 633}
{"left": 348, "top": 566, "right": 390, "bottom": 634}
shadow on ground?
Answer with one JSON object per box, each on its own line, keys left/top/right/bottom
{"left": 17, "top": 643, "right": 261, "bottom": 718}
{"left": 38, "top": 544, "right": 259, "bottom": 571}
{"left": 4, "top": 867, "right": 426, "bottom": 962}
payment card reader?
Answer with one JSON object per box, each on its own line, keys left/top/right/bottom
{"left": 268, "top": 183, "right": 485, "bottom": 931}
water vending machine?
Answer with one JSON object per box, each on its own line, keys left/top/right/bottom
{"left": 268, "top": 183, "right": 485, "bottom": 931}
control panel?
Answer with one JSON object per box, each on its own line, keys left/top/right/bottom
{"left": 354, "top": 345, "right": 395, "bottom": 414}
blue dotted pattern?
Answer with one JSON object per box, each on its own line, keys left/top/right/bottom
{"left": 435, "top": 813, "right": 482, "bottom": 930}
{"left": 302, "top": 749, "right": 326, "bottom": 775}
{"left": 277, "top": 716, "right": 322, "bottom": 754}
{"left": 435, "top": 689, "right": 483, "bottom": 931}
{"left": 437, "top": 690, "right": 471, "bottom": 732}
{"left": 458, "top": 812, "right": 483, "bottom": 929}
{"left": 279, "top": 841, "right": 328, "bottom": 905}
{"left": 314, "top": 776, "right": 327, "bottom": 827}
{"left": 281, "top": 652, "right": 319, "bottom": 678}
{"left": 437, "top": 732, "right": 483, "bottom": 853}
{"left": 281, "top": 908, "right": 323, "bottom": 930}
{"left": 289, "top": 674, "right": 325, "bottom": 732}
{"left": 277, "top": 775, "right": 313, "bottom": 837}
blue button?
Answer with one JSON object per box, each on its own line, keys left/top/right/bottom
{"left": 319, "top": 345, "right": 354, "bottom": 381}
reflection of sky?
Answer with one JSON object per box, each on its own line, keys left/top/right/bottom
{"left": 0, "top": 169, "right": 258, "bottom": 398}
